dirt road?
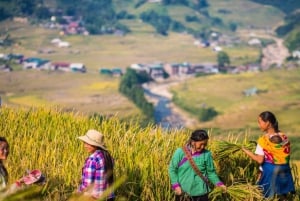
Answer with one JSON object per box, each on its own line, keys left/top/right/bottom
{"left": 261, "top": 37, "right": 290, "bottom": 70}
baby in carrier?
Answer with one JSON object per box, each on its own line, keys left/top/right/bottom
{"left": 257, "top": 135, "right": 283, "bottom": 181}
{"left": 269, "top": 135, "right": 283, "bottom": 144}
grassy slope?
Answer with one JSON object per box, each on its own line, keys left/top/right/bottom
{"left": 208, "top": 0, "right": 284, "bottom": 28}
{"left": 249, "top": 0, "right": 300, "bottom": 14}
{"left": 0, "top": 70, "right": 141, "bottom": 119}
{"left": 113, "top": 0, "right": 285, "bottom": 31}
{"left": 170, "top": 68, "right": 300, "bottom": 136}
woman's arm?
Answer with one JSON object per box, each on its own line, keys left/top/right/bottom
{"left": 242, "top": 147, "right": 264, "bottom": 164}
{"left": 78, "top": 159, "right": 96, "bottom": 192}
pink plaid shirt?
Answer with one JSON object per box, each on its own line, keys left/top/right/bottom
{"left": 78, "top": 150, "right": 114, "bottom": 199}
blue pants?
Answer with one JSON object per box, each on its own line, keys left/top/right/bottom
{"left": 258, "top": 162, "right": 295, "bottom": 198}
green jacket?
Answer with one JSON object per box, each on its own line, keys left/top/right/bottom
{"left": 168, "top": 146, "right": 223, "bottom": 196}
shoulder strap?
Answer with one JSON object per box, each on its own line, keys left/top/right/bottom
{"left": 182, "top": 146, "right": 209, "bottom": 185}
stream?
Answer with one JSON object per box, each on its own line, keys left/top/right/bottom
{"left": 143, "top": 88, "right": 185, "bottom": 130}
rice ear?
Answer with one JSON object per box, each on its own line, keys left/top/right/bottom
{"left": 213, "top": 141, "right": 255, "bottom": 160}
{"left": 210, "top": 183, "right": 264, "bottom": 201}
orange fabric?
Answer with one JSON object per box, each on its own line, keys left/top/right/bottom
{"left": 257, "top": 133, "right": 290, "bottom": 164}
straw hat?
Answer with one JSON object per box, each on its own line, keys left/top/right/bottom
{"left": 78, "top": 129, "right": 107, "bottom": 150}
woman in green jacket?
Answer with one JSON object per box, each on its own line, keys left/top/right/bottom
{"left": 168, "top": 129, "right": 226, "bottom": 201}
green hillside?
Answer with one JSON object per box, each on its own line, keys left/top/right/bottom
{"left": 113, "top": 0, "right": 285, "bottom": 34}
{"left": 170, "top": 68, "right": 300, "bottom": 136}
{"left": 249, "top": 0, "right": 300, "bottom": 13}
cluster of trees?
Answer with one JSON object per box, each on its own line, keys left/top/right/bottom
{"left": 275, "top": 11, "right": 300, "bottom": 52}
{"left": 161, "top": 0, "right": 209, "bottom": 10}
{"left": 139, "top": 10, "right": 186, "bottom": 36}
{"left": 0, "top": 0, "right": 41, "bottom": 20}
{"left": 119, "top": 69, "right": 154, "bottom": 120}
{"left": 56, "top": 0, "right": 125, "bottom": 35}
{"left": 0, "top": 0, "right": 223, "bottom": 36}
{"left": 249, "top": 0, "right": 300, "bottom": 14}
{"left": 0, "top": 0, "right": 129, "bottom": 35}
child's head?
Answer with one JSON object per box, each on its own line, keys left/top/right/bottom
{"left": 269, "top": 135, "right": 282, "bottom": 144}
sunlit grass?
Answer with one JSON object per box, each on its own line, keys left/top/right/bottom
{"left": 80, "top": 81, "right": 119, "bottom": 92}
{"left": 8, "top": 95, "right": 51, "bottom": 107}
{"left": 171, "top": 68, "right": 300, "bottom": 135}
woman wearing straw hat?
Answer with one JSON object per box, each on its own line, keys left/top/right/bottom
{"left": 77, "top": 129, "right": 115, "bottom": 200}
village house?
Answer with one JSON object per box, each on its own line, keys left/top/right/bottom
{"left": 148, "top": 63, "right": 165, "bottom": 79}
{"left": 163, "top": 63, "right": 180, "bottom": 76}
{"left": 292, "top": 50, "right": 300, "bottom": 59}
{"left": 130, "top": 63, "right": 149, "bottom": 74}
{"left": 111, "top": 68, "right": 123, "bottom": 77}
{"left": 51, "top": 62, "right": 71, "bottom": 72}
{"left": 178, "top": 62, "right": 193, "bottom": 75}
{"left": 70, "top": 63, "right": 86, "bottom": 73}
{"left": 192, "top": 63, "right": 219, "bottom": 74}
{"left": 22, "top": 57, "right": 51, "bottom": 70}
{"left": 99, "top": 68, "right": 123, "bottom": 77}
{"left": 7, "top": 53, "right": 24, "bottom": 63}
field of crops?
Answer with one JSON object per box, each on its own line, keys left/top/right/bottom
{"left": 0, "top": 107, "right": 299, "bottom": 200}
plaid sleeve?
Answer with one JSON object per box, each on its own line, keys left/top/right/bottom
{"left": 78, "top": 158, "right": 97, "bottom": 192}
{"left": 92, "top": 154, "right": 106, "bottom": 198}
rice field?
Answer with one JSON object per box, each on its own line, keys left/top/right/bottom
{"left": 0, "top": 106, "right": 299, "bottom": 200}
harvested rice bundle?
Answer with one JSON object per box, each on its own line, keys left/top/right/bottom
{"left": 210, "top": 183, "right": 263, "bottom": 201}
{"left": 213, "top": 141, "right": 254, "bottom": 160}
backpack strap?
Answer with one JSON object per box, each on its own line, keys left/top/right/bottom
{"left": 182, "top": 146, "right": 209, "bottom": 185}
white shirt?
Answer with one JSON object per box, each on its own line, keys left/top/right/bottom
{"left": 255, "top": 144, "right": 264, "bottom": 156}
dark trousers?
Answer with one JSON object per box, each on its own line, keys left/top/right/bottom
{"left": 175, "top": 193, "right": 209, "bottom": 201}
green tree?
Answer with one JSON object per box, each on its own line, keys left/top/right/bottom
{"left": 198, "top": 107, "right": 218, "bottom": 121}
{"left": 217, "top": 51, "right": 230, "bottom": 67}
{"left": 119, "top": 68, "right": 154, "bottom": 119}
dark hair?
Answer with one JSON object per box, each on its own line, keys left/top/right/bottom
{"left": 269, "top": 135, "right": 282, "bottom": 144}
{"left": 190, "top": 129, "right": 209, "bottom": 141}
{"left": 99, "top": 148, "right": 114, "bottom": 185}
{"left": 0, "top": 137, "right": 9, "bottom": 151}
{"left": 0, "top": 137, "right": 8, "bottom": 143}
{"left": 259, "top": 111, "right": 280, "bottom": 133}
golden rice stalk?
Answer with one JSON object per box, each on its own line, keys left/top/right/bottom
{"left": 213, "top": 141, "right": 254, "bottom": 160}
{"left": 210, "top": 183, "right": 263, "bottom": 201}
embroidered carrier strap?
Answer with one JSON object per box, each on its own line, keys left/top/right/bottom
{"left": 182, "top": 146, "right": 209, "bottom": 185}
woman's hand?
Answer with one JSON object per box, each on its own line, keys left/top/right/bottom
{"left": 219, "top": 184, "right": 227, "bottom": 192}
{"left": 174, "top": 186, "right": 182, "bottom": 195}
{"left": 242, "top": 147, "right": 264, "bottom": 164}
